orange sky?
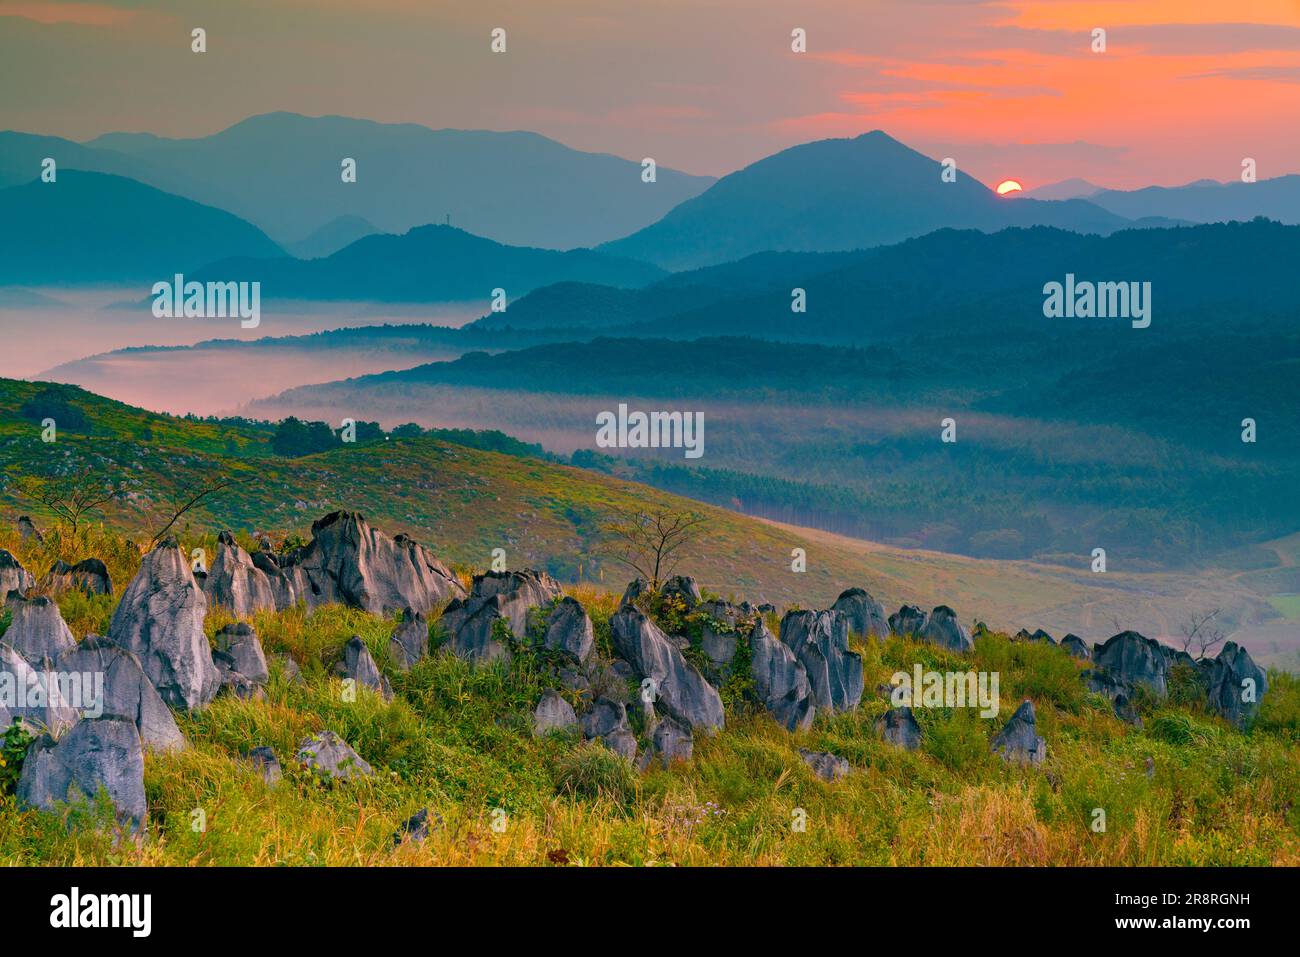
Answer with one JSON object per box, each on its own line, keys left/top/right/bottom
{"left": 3, "top": 0, "right": 1299, "bottom": 188}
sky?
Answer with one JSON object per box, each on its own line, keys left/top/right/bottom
{"left": 3, "top": 0, "right": 1300, "bottom": 188}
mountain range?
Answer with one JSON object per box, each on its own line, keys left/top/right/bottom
{"left": 0, "top": 113, "right": 713, "bottom": 250}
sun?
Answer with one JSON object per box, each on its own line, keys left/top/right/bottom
{"left": 996, "top": 179, "right": 1024, "bottom": 196}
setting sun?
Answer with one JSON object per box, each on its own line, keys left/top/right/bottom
{"left": 996, "top": 179, "right": 1023, "bottom": 195}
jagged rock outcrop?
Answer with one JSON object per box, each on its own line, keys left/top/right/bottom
{"left": 42, "top": 558, "right": 112, "bottom": 597}
{"left": 204, "top": 531, "right": 276, "bottom": 617}
{"left": 388, "top": 608, "right": 428, "bottom": 671}
{"left": 1083, "top": 668, "right": 1143, "bottom": 726}
{"left": 748, "top": 618, "right": 815, "bottom": 732}
{"left": 337, "top": 636, "right": 392, "bottom": 701}
{"left": 875, "top": 706, "right": 923, "bottom": 751}
{"left": 55, "top": 635, "right": 186, "bottom": 752}
{"left": 660, "top": 575, "right": 701, "bottom": 610}
{"left": 832, "top": 587, "right": 890, "bottom": 639}
{"left": 541, "top": 596, "right": 594, "bottom": 666}
{"left": 296, "top": 730, "right": 373, "bottom": 781}
{"left": 533, "top": 689, "right": 578, "bottom": 736}
{"left": 1014, "top": 628, "right": 1056, "bottom": 646}
{"left": 919, "top": 605, "right": 973, "bottom": 652}
{"left": 637, "top": 716, "right": 693, "bottom": 771}
{"left": 215, "top": 622, "right": 269, "bottom": 686}
{"left": 441, "top": 570, "right": 561, "bottom": 664}
{"left": 696, "top": 599, "right": 746, "bottom": 674}
{"left": 0, "top": 642, "right": 79, "bottom": 732}
{"left": 1093, "top": 631, "right": 1170, "bottom": 697}
{"left": 283, "top": 511, "right": 464, "bottom": 616}
{"left": 251, "top": 546, "right": 301, "bottom": 609}
{"left": 778, "top": 609, "right": 863, "bottom": 714}
{"left": 800, "top": 749, "right": 849, "bottom": 781}
{"left": 581, "top": 697, "right": 637, "bottom": 760}
{"left": 4, "top": 596, "right": 75, "bottom": 665}
{"left": 888, "top": 604, "right": 928, "bottom": 637}
{"left": 610, "top": 607, "right": 725, "bottom": 731}
{"left": 108, "top": 537, "right": 219, "bottom": 711}
{"left": 991, "top": 700, "right": 1047, "bottom": 765}
{"left": 18, "top": 715, "right": 147, "bottom": 830}
{"left": 1201, "top": 642, "right": 1268, "bottom": 728}
{"left": 17, "top": 516, "right": 43, "bottom": 543}
{"left": 0, "top": 549, "right": 34, "bottom": 599}
{"left": 1061, "top": 634, "right": 1091, "bottom": 660}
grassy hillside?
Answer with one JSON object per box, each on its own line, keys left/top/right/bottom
{"left": 1, "top": 521, "right": 1297, "bottom": 866}
{"left": 0, "top": 377, "right": 1295, "bottom": 667}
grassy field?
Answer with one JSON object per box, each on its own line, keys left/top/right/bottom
{"left": 1, "top": 520, "right": 1298, "bottom": 865}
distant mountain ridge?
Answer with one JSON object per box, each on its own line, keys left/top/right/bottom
{"left": 599, "top": 131, "right": 1178, "bottom": 270}
{"left": 76, "top": 112, "right": 715, "bottom": 249}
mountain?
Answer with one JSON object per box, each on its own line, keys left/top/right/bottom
{"left": 191, "top": 224, "right": 666, "bottom": 302}
{"left": 80, "top": 112, "right": 715, "bottom": 249}
{"left": 1086, "top": 175, "right": 1300, "bottom": 225}
{"left": 1022, "top": 177, "right": 1101, "bottom": 200}
{"left": 284, "top": 214, "right": 381, "bottom": 259}
{"left": 598, "top": 131, "right": 1155, "bottom": 270}
{"left": 0, "top": 170, "right": 284, "bottom": 285}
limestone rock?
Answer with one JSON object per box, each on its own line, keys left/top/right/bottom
{"left": 610, "top": 607, "right": 724, "bottom": 731}
{"left": 748, "top": 618, "right": 815, "bottom": 732}
{"left": 991, "top": 700, "right": 1047, "bottom": 765}
{"left": 18, "top": 715, "right": 147, "bottom": 830}
{"left": 778, "top": 609, "right": 863, "bottom": 713}
{"left": 107, "top": 537, "right": 219, "bottom": 711}
{"left": 296, "top": 730, "right": 373, "bottom": 781}
{"left": 832, "top": 587, "right": 890, "bottom": 639}
{"left": 55, "top": 635, "right": 186, "bottom": 752}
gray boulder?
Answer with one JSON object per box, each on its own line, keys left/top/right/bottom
{"left": 832, "top": 587, "right": 890, "bottom": 639}
{"left": 296, "top": 730, "right": 373, "bottom": 781}
{"left": 1083, "top": 668, "right": 1143, "bottom": 726}
{"left": 42, "top": 558, "right": 112, "bottom": 597}
{"left": 660, "top": 575, "right": 701, "bottom": 610}
{"left": 888, "top": 604, "right": 929, "bottom": 637}
{"left": 541, "top": 596, "right": 594, "bottom": 666}
{"left": 251, "top": 547, "right": 301, "bottom": 610}
{"left": 1201, "top": 642, "right": 1267, "bottom": 728}
{"left": 285, "top": 511, "right": 464, "bottom": 616}
{"left": 0, "top": 549, "right": 34, "bottom": 599}
{"left": 338, "top": 636, "right": 392, "bottom": 701}
{"left": 748, "top": 618, "right": 815, "bottom": 732}
{"left": 18, "top": 715, "right": 147, "bottom": 830}
{"left": 214, "top": 622, "right": 269, "bottom": 686}
{"left": 991, "top": 700, "right": 1047, "bottom": 765}
{"left": 204, "top": 531, "right": 276, "bottom": 617}
{"left": 212, "top": 651, "right": 266, "bottom": 701}
{"left": 919, "top": 605, "right": 973, "bottom": 652}
{"left": 1061, "top": 634, "right": 1091, "bottom": 660}
{"left": 610, "top": 607, "right": 725, "bottom": 732}
{"left": 388, "top": 608, "right": 428, "bottom": 671}
{"left": 1014, "top": 628, "right": 1056, "bottom": 646}
{"left": 799, "top": 748, "right": 849, "bottom": 781}
{"left": 875, "top": 706, "right": 923, "bottom": 751}
{"left": 55, "top": 635, "right": 186, "bottom": 752}
{"left": 1093, "top": 631, "right": 1170, "bottom": 697}
{"left": 581, "top": 697, "right": 637, "bottom": 761}
{"left": 4, "top": 596, "right": 76, "bottom": 665}
{"left": 637, "top": 716, "right": 693, "bottom": 771}
{"left": 392, "top": 807, "right": 440, "bottom": 846}
{"left": 778, "top": 609, "right": 863, "bottom": 713}
{"left": 242, "top": 746, "right": 282, "bottom": 785}
{"left": 533, "top": 689, "right": 578, "bottom": 736}
{"left": 17, "top": 516, "right": 43, "bottom": 543}
{"left": 618, "top": 578, "right": 650, "bottom": 610}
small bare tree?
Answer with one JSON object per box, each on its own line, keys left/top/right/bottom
{"left": 600, "top": 506, "right": 706, "bottom": 590}
{"left": 17, "top": 470, "right": 125, "bottom": 536}
{"left": 1180, "top": 609, "right": 1226, "bottom": 661}
{"left": 150, "top": 476, "right": 233, "bottom": 546}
